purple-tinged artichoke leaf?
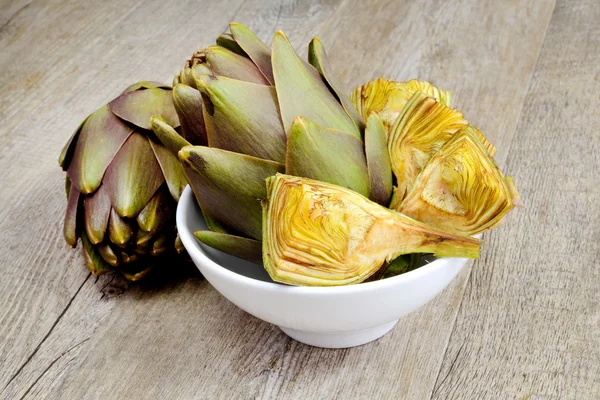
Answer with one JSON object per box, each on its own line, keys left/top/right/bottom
{"left": 136, "top": 189, "right": 173, "bottom": 233}
{"left": 83, "top": 184, "right": 111, "bottom": 245}
{"left": 196, "top": 75, "right": 286, "bottom": 163}
{"left": 272, "top": 31, "right": 361, "bottom": 140}
{"left": 365, "top": 113, "right": 393, "bottom": 206}
{"left": 216, "top": 32, "right": 247, "bottom": 57}
{"left": 97, "top": 243, "right": 120, "bottom": 266}
{"left": 308, "top": 37, "right": 364, "bottom": 131}
{"left": 150, "top": 234, "right": 168, "bottom": 256}
{"left": 230, "top": 22, "right": 274, "bottom": 84}
{"left": 104, "top": 132, "right": 164, "bottom": 218}
{"left": 59, "top": 116, "right": 88, "bottom": 170}
{"left": 148, "top": 138, "right": 187, "bottom": 202}
{"left": 286, "top": 116, "right": 370, "bottom": 197}
{"left": 64, "top": 184, "right": 81, "bottom": 247}
{"left": 195, "top": 230, "right": 262, "bottom": 264}
{"left": 108, "top": 208, "right": 134, "bottom": 247}
{"left": 203, "top": 45, "right": 270, "bottom": 85}
{"left": 81, "top": 231, "right": 112, "bottom": 275}
{"left": 179, "top": 146, "right": 284, "bottom": 240}
{"left": 172, "top": 84, "right": 208, "bottom": 145}
{"left": 67, "top": 105, "right": 133, "bottom": 194}
{"left": 109, "top": 88, "right": 180, "bottom": 130}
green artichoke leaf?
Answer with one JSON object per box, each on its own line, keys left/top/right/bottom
{"left": 364, "top": 113, "right": 393, "bottom": 206}
{"left": 272, "top": 31, "right": 361, "bottom": 140}
{"left": 230, "top": 22, "right": 274, "bottom": 84}
{"left": 81, "top": 231, "right": 113, "bottom": 275}
{"left": 286, "top": 116, "right": 370, "bottom": 197}
{"left": 83, "top": 184, "right": 111, "bottom": 245}
{"left": 67, "top": 105, "right": 133, "bottom": 194}
{"left": 172, "top": 84, "right": 208, "bottom": 145}
{"left": 150, "top": 116, "right": 191, "bottom": 156}
{"left": 150, "top": 234, "right": 168, "bottom": 257}
{"left": 59, "top": 115, "right": 87, "bottom": 170}
{"left": 136, "top": 189, "right": 173, "bottom": 233}
{"left": 109, "top": 87, "right": 180, "bottom": 130}
{"left": 148, "top": 137, "right": 187, "bottom": 202}
{"left": 308, "top": 37, "right": 364, "bottom": 131}
{"left": 216, "top": 32, "right": 247, "bottom": 57}
{"left": 104, "top": 132, "right": 164, "bottom": 218}
{"left": 195, "top": 74, "right": 287, "bottom": 163}
{"left": 64, "top": 184, "right": 81, "bottom": 248}
{"left": 203, "top": 45, "right": 270, "bottom": 85}
{"left": 195, "top": 230, "right": 263, "bottom": 264}
{"left": 96, "top": 243, "right": 120, "bottom": 266}
{"left": 108, "top": 208, "right": 134, "bottom": 247}
{"left": 179, "top": 146, "right": 285, "bottom": 240}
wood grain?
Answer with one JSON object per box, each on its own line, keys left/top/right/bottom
{"left": 432, "top": 0, "right": 600, "bottom": 398}
{"left": 1, "top": 0, "right": 597, "bottom": 398}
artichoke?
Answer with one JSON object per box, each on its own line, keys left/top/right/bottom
{"left": 262, "top": 174, "right": 480, "bottom": 286}
{"left": 59, "top": 82, "right": 187, "bottom": 280}
{"left": 149, "top": 23, "right": 520, "bottom": 286}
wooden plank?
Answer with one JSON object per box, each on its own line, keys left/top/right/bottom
{"left": 0, "top": 0, "right": 556, "bottom": 399}
{"left": 432, "top": 0, "right": 600, "bottom": 399}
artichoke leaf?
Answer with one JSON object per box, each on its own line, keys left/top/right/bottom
{"left": 67, "top": 105, "right": 133, "bottom": 194}
{"left": 230, "top": 22, "right": 274, "bottom": 84}
{"left": 150, "top": 116, "right": 192, "bottom": 156}
{"left": 195, "top": 230, "right": 263, "bottom": 264}
{"left": 364, "top": 113, "right": 393, "bottom": 206}
{"left": 286, "top": 116, "right": 370, "bottom": 197}
{"left": 196, "top": 74, "right": 286, "bottom": 163}
{"left": 64, "top": 184, "right": 81, "bottom": 248}
{"left": 104, "top": 132, "right": 164, "bottom": 218}
{"left": 109, "top": 87, "right": 180, "bottom": 130}
{"left": 216, "top": 32, "right": 247, "bottom": 57}
{"left": 272, "top": 31, "right": 361, "bottom": 140}
{"left": 172, "top": 84, "right": 208, "bottom": 146}
{"left": 180, "top": 146, "right": 284, "bottom": 240}
{"left": 148, "top": 137, "right": 187, "bottom": 202}
{"left": 81, "top": 231, "right": 112, "bottom": 275}
{"left": 308, "top": 37, "right": 364, "bottom": 131}
{"left": 108, "top": 208, "right": 134, "bottom": 247}
{"left": 262, "top": 174, "right": 480, "bottom": 286}
{"left": 136, "top": 189, "right": 173, "bottom": 233}
{"left": 59, "top": 115, "right": 87, "bottom": 170}
{"left": 83, "top": 183, "right": 111, "bottom": 244}
{"left": 202, "top": 45, "right": 270, "bottom": 85}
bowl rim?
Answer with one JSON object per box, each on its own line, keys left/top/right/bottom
{"left": 177, "top": 185, "right": 469, "bottom": 295}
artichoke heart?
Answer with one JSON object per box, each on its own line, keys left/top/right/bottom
{"left": 350, "top": 78, "right": 451, "bottom": 127}
{"left": 388, "top": 91, "right": 469, "bottom": 205}
{"left": 263, "top": 174, "right": 480, "bottom": 286}
{"left": 398, "top": 127, "right": 521, "bottom": 235}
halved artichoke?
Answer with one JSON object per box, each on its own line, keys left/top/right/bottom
{"left": 262, "top": 174, "right": 480, "bottom": 286}
{"left": 350, "top": 78, "right": 451, "bottom": 128}
{"left": 397, "top": 127, "right": 521, "bottom": 235}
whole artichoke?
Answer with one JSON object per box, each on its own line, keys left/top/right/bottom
{"left": 59, "top": 82, "right": 187, "bottom": 280}
{"left": 151, "top": 23, "right": 520, "bottom": 286}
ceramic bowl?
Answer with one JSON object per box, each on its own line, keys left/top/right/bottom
{"left": 177, "top": 186, "right": 470, "bottom": 348}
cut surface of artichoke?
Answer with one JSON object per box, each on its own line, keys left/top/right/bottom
{"left": 350, "top": 78, "right": 451, "bottom": 128}
{"left": 397, "top": 127, "right": 520, "bottom": 235}
{"left": 262, "top": 174, "right": 480, "bottom": 286}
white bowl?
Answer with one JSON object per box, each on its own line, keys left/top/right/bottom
{"left": 177, "top": 186, "right": 470, "bottom": 348}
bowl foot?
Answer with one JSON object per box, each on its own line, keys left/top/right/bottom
{"left": 279, "top": 320, "right": 398, "bottom": 349}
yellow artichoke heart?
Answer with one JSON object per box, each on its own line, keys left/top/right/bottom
{"left": 350, "top": 78, "right": 452, "bottom": 128}
{"left": 263, "top": 174, "right": 480, "bottom": 286}
{"left": 398, "top": 127, "right": 520, "bottom": 235}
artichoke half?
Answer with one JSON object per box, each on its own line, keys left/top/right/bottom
{"left": 262, "top": 174, "right": 480, "bottom": 286}
{"left": 59, "top": 82, "right": 187, "bottom": 280}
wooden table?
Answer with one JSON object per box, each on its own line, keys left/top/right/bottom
{"left": 1, "top": 0, "right": 599, "bottom": 398}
